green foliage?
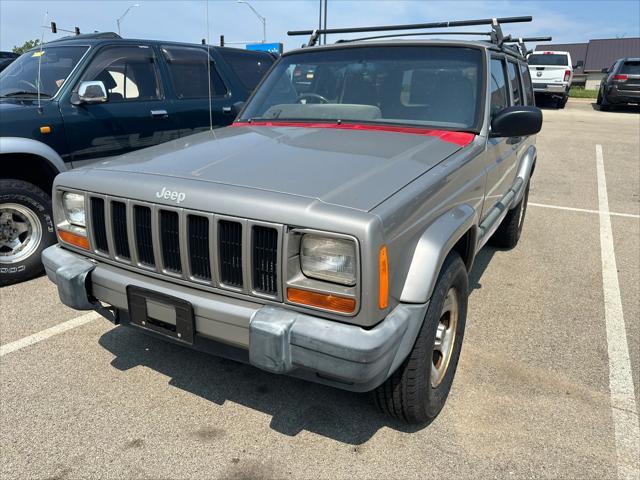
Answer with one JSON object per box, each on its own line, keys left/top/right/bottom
{"left": 12, "top": 39, "right": 41, "bottom": 55}
{"left": 569, "top": 87, "right": 598, "bottom": 99}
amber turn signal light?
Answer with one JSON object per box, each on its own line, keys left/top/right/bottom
{"left": 58, "top": 229, "right": 89, "bottom": 250}
{"left": 379, "top": 245, "right": 389, "bottom": 309}
{"left": 39, "top": 125, "right": 52, "bottom": 134}
{"left": 287, "top": 287, "right": 356, "bottom": 314}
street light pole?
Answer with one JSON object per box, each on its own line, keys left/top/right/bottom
{"left": 116, "top": 3, "right": 140, "bottom": 36}
{"left": 236, "top": 0, "right": 266, "bottom": 43}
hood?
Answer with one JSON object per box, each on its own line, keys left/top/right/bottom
{"left": 90, "top": 123, "right": 472, "bottom": 212}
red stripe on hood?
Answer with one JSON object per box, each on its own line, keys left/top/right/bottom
{"left": 232, "top": 121, "right": 475, "bottom": 147}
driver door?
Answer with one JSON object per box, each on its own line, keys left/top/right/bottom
{"left": 60, "top": 44, "right": 180, "bottom": 166}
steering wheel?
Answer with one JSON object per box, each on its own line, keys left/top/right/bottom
{"left": 18, "top": 79, "right": 38, "bottom": 91}
{"left": 298, "top": 93, "right": 329, "bottom": 104}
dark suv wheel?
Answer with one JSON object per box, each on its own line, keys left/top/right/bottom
{"left": 0, "top": 179, "right": 56, "bottom": 286}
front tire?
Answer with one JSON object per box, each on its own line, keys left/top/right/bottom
{"left": 490, "top": 180, "right": 530, "bottom": 249}
{"left": 374, "top": 252, "right": 468, "bottom": 424}
{"left": 0, "top": 179, "right": 56, "bottom": 286}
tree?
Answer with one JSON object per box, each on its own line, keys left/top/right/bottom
{"left": 12, "top": 39, "right": 41, "bottom": 55}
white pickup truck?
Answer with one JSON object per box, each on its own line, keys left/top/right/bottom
{"left": 528, "top": 50, "right": 573, "bottom": 108}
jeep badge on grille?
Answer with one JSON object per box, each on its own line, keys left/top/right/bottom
{"left": 156, "top": 187, "right": 186, "bottom": 204}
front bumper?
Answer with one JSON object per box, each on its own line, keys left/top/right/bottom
{"left": 42, "top": 245, "right": 428, "bottom": 392}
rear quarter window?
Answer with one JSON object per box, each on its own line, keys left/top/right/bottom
{"left": 218, "top": 50, "right": 273, "bottom": 90}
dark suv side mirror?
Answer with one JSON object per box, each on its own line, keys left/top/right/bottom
{"left": 490, "top": 106, "right": 543, "bottom": 138}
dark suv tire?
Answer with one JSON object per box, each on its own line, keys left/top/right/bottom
{"left": 490, "top": 181, "right": 530, "bottom": 249}
{"left": 374, "top": 252, "right": 468, "bottom": 424}
{"left": 0, "top": 179, "right": 56, "bottom": 286}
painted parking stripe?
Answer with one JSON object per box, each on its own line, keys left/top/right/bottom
{"left": 529, "top": 202, "right": 640, "bottom": 219}
{"left": 596, "top": 144, "right": 640, "bottom": 480}
{"left": 0, "top": 312, "right": 100, "bottom": 357}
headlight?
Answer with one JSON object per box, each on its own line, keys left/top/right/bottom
{"left": 62, "top": 192, "right": 85, "bottom": 227}
{"left": 300, "top": 234, "right": 357, "bottom": 286}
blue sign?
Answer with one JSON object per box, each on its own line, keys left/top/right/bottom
{"left": 246, "top": 43, "right": 283, "bottom": 55}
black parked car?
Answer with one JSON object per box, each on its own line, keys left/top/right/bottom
{"left": 597, "top": 57, "right": 640, "bottom": 110}
{"left": 0, "top": 51, "right": 19, "bottom": 73}
{"left": 0, "top": 32, "right": 274, "bottom": 285}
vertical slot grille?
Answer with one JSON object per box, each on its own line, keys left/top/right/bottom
{"left": 218, "top": 220, "right": 243, "bottom": 287}
{"left": 134, "top": 206, "right": 154, "bottom": 266}
{"left": 160, "top": 210, "right": 182, "bottom": 273}
{"left": 252, "top": 226, "right": 278, "bottom": 295}
{"left": 90, "top": 197, "right": 108, "bottom": 253}
{"left": 188, "top": 215, "right": 211, "bottom": 280}
{"left": 111, "top": 201, "right": 130, "bottom": 259}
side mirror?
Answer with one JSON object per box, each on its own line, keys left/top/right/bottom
{"left": 72, "top": 80, "right": 108, "bottom": 105}
{"left": 576, "top": 60, "right": 584, "bottom": 68}
{"left": 490, "top": 106, "right": 542, "bottom": 138}
{"left": 232, "top": 101, "right": 245, "bottom": 115}
{"left": 601, "top": 67, "right": 609, "bottom": 73}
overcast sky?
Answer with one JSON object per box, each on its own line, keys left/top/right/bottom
{"left": 1, "top": 0, "right": 639, "bottom": 52}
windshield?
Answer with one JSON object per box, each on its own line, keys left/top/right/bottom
{"left": 240, "top": 46, "right": 483, "bottom": 130}
{"left": 528, "top": 54, "right": 568, "bottom": 66}
{"left": 0, "top": 46, "right": 88, "bottom": 98}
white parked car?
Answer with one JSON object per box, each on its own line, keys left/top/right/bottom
{"left": 528, "top": 50, "right": 573, "bottom": 108}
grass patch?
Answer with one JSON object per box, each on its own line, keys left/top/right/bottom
{"left": 569, "top": 87, "right": 598, "bottom": 99}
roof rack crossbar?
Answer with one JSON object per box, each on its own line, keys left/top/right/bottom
{"left": 288, "top": 16, "right": 532, "bottom": 47}
{"left": 335, "top": 31, "right": 492, "bottom": 43}
{"left": 505, "top": 35, "right": 552, "bottom": 56}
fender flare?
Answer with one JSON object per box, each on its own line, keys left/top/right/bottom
{"left": 513, "top": 144, "right": 537, "bottom": 205}
{"left": 0, "top": 137, "right": 66, "bottom": 174}
{"left": 400, "top": 203, "right": 478, "bottom": 303}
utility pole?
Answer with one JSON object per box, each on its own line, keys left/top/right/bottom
{"left": 116, "top": 3, "right": 140, "bottom": 36}
{"left": 236, "top": 0, "right": 266, "bottom": 43}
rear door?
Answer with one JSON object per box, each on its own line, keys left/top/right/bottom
{"left": 61, "top": 44, "right": 180, "bottom": 164}
{"left": 483, "top": 56, "right": 514, "bottom": 214}
{"left": 159, "top": 45, "right": 234, "bottom": 135}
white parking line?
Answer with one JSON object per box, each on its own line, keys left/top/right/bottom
{"left": 596, "top": 144, "right": 640, "bottom": 480}
{"left": 0, "top": 312, "right": 100, "bottom": 357}
{"left": 529, "top": 202, "right": 640, "bottom": 219}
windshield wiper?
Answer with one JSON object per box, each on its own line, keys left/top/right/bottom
{"left": 0, "top": 91, "right": 52, "bottom": 99}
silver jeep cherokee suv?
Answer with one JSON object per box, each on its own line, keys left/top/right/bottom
{"left": 43, "top": 17, "right": 542, "bottom": 424}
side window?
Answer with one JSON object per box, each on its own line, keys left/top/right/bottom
{"left": 490, "top": 58, "right": 509, "bottom": 116}
{"left": 79, "top": 45, "right": 162, "bottom": 102}
{"left": 161, "top": 45, "right": 227, "bottom": 99}
{"left": 218, "top": 50, "right": 274, "bottom": 91}
{"left": 519, "top": 62, "right": 534, "bottom": 105}
{"left": 507, "top": 60, "right": 523, "bottom": 105}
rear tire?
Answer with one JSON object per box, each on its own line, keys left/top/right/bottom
{"left": 0, "top": 179, "right": 56, "bottom": 286}
{"left": 599, "top": 93, "right": 611, "bottom": 111}
{"left": 490, "top": 180, "right": 530, "bottom": 249}
{"left": 558, "top": 95, "right": 568, "bottom": 109}
{"left": 374, "top": 252, "right": 468, "bottom": 424}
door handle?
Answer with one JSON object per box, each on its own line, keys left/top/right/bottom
{"left": 150, "top": 109, "right": 168, "bottom": 118}
{"left": 507, "top": 136, "right": 522, "bottom": 145}
{"left": 222, "top": 106, "right": 233, "bottom": 115}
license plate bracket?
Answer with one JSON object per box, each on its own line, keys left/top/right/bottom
{"left": 126, "top": 286, "right": 195, "bottom": 345}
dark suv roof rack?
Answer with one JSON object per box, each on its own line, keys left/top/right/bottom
{"left": 288, "top": 16, "right": 532, "bottom": 48}
{"left": 48, "top": 32, "right": 121, "bottom": 43}
{"left": 505, "top": 36, "right": 552, "bottom": 56}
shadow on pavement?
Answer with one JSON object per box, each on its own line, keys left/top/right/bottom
{"left": 589, "top": 102, "right": 640, "bottom": 114}
{"left": 98, "top": 324, "right": 423, "bottom": 445}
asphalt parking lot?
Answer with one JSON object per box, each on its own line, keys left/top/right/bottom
{"left": 1, "top": 100, "right": 639, "bottom": 480}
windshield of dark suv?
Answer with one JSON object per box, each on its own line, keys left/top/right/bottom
{"left": 239, "top": 46, "right": 483, "bottom": 130}
{"left": 527, "top": 53, "right": 568, "bottom": 66}
{"left": 0, "top": 46, "right": 88, "bottom": 98}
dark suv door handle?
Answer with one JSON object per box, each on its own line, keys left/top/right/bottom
{"left": 150, "top": 109, "right": 168, "bottom": 118}
{"left": 222, "top": 106, "right": 233, "bottom": 114}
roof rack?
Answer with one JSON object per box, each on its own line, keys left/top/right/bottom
{"left": 335, "top": 31, "right": 492, "bottom": 43}
{"left": 288, "top": 16, "right": 532, "bottom": 48}
{"left": 505, "top": 36, "right": 552, "bottom": 56}
{"left": 48, "top": 32, "right": 121, "bottom": 43}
